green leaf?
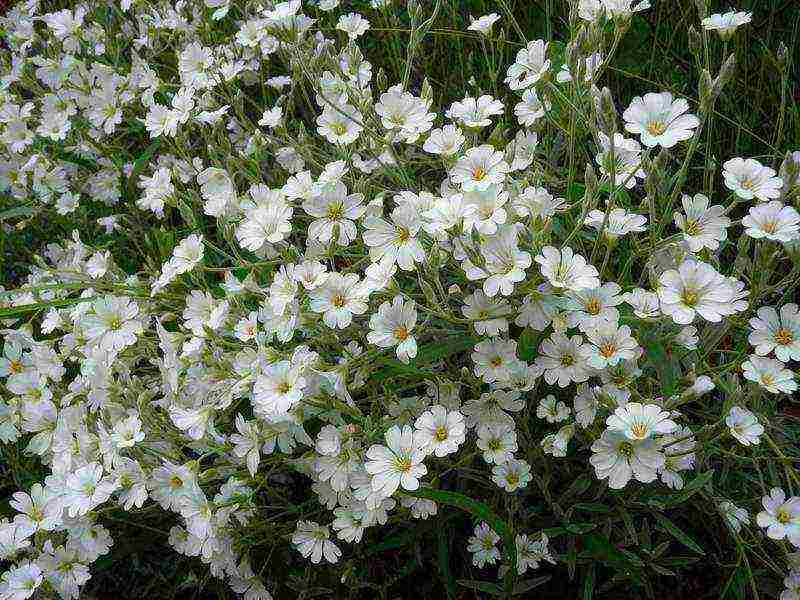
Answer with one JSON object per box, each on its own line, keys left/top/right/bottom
{"left": 0, "top": 205, "right": 36, "bottom": 222}
{"left": 512, "top": 576, "right": 551, "bottom": 594}
{"left": 437, "top": 529, "right": 456, "bottom": 599}
{"left": 456, "top": 580, "right": 503, "bottom": 595}
{"left": 373, "top": 335, "right": 478, "bottom": 382}
{"left": 652, "top": 513, "right": 706, "bottom": 555}
{"left": 583, "top": 564, "right": 596, "bottom": 600}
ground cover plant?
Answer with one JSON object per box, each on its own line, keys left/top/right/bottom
{"left": 1, "top": 0, "right": 799, "bottom": 598}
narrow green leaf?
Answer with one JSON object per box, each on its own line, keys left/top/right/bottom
{"left": 652, "top": 513, "right": 706, "bottom": 555}
{"left": 512, "top": 576, "right": 551, "bottom": 594}
{"left": 456, "top": 579, "right": 503, "bottom": 595}
{"left": 437, "top": 529, "right": 456, "bottom": 599}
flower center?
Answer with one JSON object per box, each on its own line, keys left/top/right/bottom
{"left": 435, "top": 426, "right": 449, "bottom": 442}
{"left": 506, "top": 472, "right": 519, "bottom": 486}
{"left": 740, "top": 178, "right": 754, "bottom": 190}
{"left": 586, "top": 298, "right": 602, "bottom": 315}
{"left": 109, "top": 317, "right": 122, "bottom": 330}
{"left": 681, "top": 290, "right": 699, "bottom": 307}
{"left": 327, "top": 202, "right": 344, "bottom": 220}
{"left": 599, "top": 343, "right": 617, "bottom": 358}
{"left": 777, "top": 509, "right": 792, "bottom": 525}
{"left": 9, "top": 360, "right": 23, "bottom": 373}
{"left": 393, "top": 326, "right": 409, "bottom": 341}
{"left": 395, "top": 457, "right": 413, "bottom": 473}
{"left": 775, "top": 328, "right": 795, "bottom": 346}
{"left": 169, "top": 476, "right": 183, "bottom": 489}
{"left": 332, "top": 294, "right": 346, "bottom": 308}
{"left": 397, "top": 228, "right": 411, "bottom": 242}
{"left": 330, "top": 122, "right": 347, "bottom": 136}
{"left": 277, "top": 382, "right": 292, "bottom": 394}
{"left": 630, "top": 422, "right": 649, "bottom": 438}
{"left": 761, "top": 220, "right": 777, "bottom": 234}
{"left": 472, "top": 167, "right": 487, "bottom": 181}
{"left": 646, "top": 121, "right": 666, "bottom": 136}
{"left": 560, "top": 353, "right": 575, "bottom": 367}
{"left": 683, "top": 220, "right": 701, "bottom": 236}
{"left": 618, "top": 441, "right": 634, "bottom": 458}
{"left": 761, "top": 373, "right": 775, "bottom": 386}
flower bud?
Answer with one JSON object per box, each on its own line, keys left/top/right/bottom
{"left": 694, "top": 0, "right": 708, "bottom": 18}
{"left": 777, "top": 41, "right": 789, "bottom": 73}
{"left": 687, "top": 26, "right": 702, "bottom": 59}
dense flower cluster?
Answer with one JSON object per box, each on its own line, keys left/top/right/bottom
{"left": 0, "top": 0, "right": 798, "bottom": 598}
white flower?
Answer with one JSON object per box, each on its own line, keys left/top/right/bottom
{"left": 674, "top": 193, "right": 730, "bottom": 252}
{"left": 536, "top": 246, "right": 600, "bottom": 292}
{"left": 585, "top": 208, "right": 647, "bottom": 238}
{"left": 309, "top": 272, "right": 368, "bottom": 329}
{"left": 197, "top": 167, "right": 236, "bottom": 217}
{"left": 236, "top": 187, "right": 293, "bottom": 250}
{"left": 595, "top": 132, "right": 646, "bottom": 189}
{"left": 742, "top": 356, "right": 797, "bottom": 394}
{"left": 537, "top": 395, "right": 571, "bottom": 423}
{"left": 584, "top": 322, "right": 640, "bottom": 369}
{"left": 622, "top": 288, "right": 661, "bottom": 319}
{"left": 367, "top": 295, "right": 418, "bottom": 364}
{"left": 590, "top": 429, "right": 665, "bottom": 489}
{"left": 514, "top": 88, "right": 550, "bottom": 126}
{"left": 535, "top": 333, "right": 592, "bottom": 387}
{"left": 137, "top": 167, "right": 173, "bottom": 217}
{"left": 450, "top": 145, "right": 510, "bottom": 192}
{"left": 492, "top": 458, "right": 532, "bottom": 492}
{"left": 565, "top": 282, "right": 623, "bottom": 332}
{"left": 512, "top": 186, "right": 565, "bottom": 220}
{"left": 253, "top": 360, "right": 307, "bottom": 418}
{"left": 623, "top": 92, "right": 699, "bottom": 148}
{"left": 725, "top": 406, "right": 764, "bottom": 446}
{"left": 83, "top": 296, "right": 144, "bottom": 353}
{"left": 423, "top": 124, "right": 465, "bottom": 156}
{"left": 606, "top": 402, "right": 677, "bottom": 440}
{"left": 742, "top": 201, "right": 800, "bottom": 243}
{"left": 464, "top": 225, "right": 532, "bottom": 297}
{"left": 414, "top": 405, "right": 466, "bottom": 457}
{"left": 756, "top": 488, "right": 800, "bottom": 546}
{"left": 374, "top": 85, "right": 435, "bottom": 143}
{"left": 462, "top": 290, "right": 511, "bottom": 336}
{"left": 292, "top": 521, "right": 341, "bottom": 564}
{"left": 505, "top": 40, "right": 550, "bottom": 90}
{"left": 336, "top": 13, "right": 370, "bottom": 40}
{"left": 303, "top": 182, "right": 365, "bottom": 246}
{"left": 467, "top": 522, "right": 501, "bottom": 567}
{"left": 461, "top": 185, "right": 508, "bottom": 235}
{"left": 363, "top": 204, "right": 426, "bottom": 270}
{"left": 446, "top": 95, "right": 504, "bottom": 129}
{"left": 64, "top": 462, "right": 117, "bottom": 517}
{"left": 316, "top": 103, "right": 363, "bottom": 145}
{"left": 258, "top": 106, "right": 282, "bottom": 128}
{"left": 467, "top": 13, "right": 500, "bottom": 34}
{"left": 0, "top": 561, "right": 43, "bottom": 600}
{"left": 476, "top": 422, "right": 518, "bottom": 464}
{"left": 723, "top": 157, "right": 783, "bottom": 201}
{"left": 516, "top": 533, "right": 555, "bottom": 574}
{"left": 719, "top": 500, "right": 749, "bottom": 533}
{"left": 472, "top": 339, "right": 518, "bottom": 383}
{"left": 516, "top": 284, "right": 563, "bottom": 331}
{"left": 365, "top": 425, "right": 428, "bottom": 497}
{"left": 749, "top": 304, "right": 800, "bottom": 362}
{"left": 702, "top": 10, "right": 751, "bottom": 38}
{"left": 10, "top": 484, "right": 60, "bottom": 535}
{"left": 463, "top": 390, "right": 524, "bottom": 429}
{"left": 657, "top": 260, "right": 743, "bottom": 325}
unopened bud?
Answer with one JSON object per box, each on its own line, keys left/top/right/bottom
{"left": 376, "top": 67, "right": 388, "bottom": 93}
{"left": 420, "top": 77, "right": 433, "bottom": 104}
{"left": 687, "top": 26, "right": 702, "bottom": 59}
{"left": 713, "top": 54, "right": 736, "bottom": 95}
{"left": 584, "top": 162, "right": 598, "bottom": 198}
{"left": 780, "top": 151, "right": 800, "bottom": 193}
{"left": 596, "top": 86, "right": 617, "bottom": 136}
{"left": 699, "top": 69, "right": 714, "bottom": 108}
